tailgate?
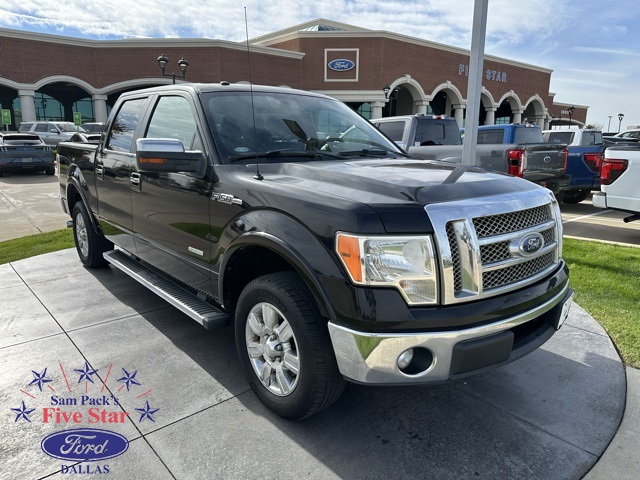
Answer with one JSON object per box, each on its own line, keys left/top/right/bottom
{"left": 524, "top": 144, "right": 566, "bottom": 175}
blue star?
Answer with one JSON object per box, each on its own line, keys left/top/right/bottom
{"left": 135, "top": 400, "right": 159, "bottom": 423}
{"left": 117, "top": 368, "right": 141, "bottom": 391}
{"left": 74, "top": 362, "right": 98, "bottom": 384}
{"left": 28, "top": 368, "right": 52, "bottom": 392}
{"left": 11, "top": 401, "right": 35, "bottom": 423}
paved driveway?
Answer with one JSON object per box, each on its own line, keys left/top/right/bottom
{"left": 1, "top": 249, "right": 625, "bottom": 480}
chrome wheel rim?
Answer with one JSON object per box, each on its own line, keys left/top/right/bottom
{"left": 245, "top": 302, "right": 300, "bottom": 396}
{"left": 75, "top": 212, "right": 89, "bottom": 258}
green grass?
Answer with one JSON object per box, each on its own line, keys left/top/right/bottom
{"left": 563, "top": 238, "right": 640, "bottom": 368}
{"left": 0, "top": 229, "right": 74, "bottom": 265}
{"left": 0, "top": 231, "right": 638, "bottom": 367}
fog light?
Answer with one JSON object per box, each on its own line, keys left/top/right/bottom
{"left": 397, "top": 348, "right": 414, "bottom": 370}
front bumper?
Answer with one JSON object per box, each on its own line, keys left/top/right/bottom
{"left": 328, "top": 283, "right": 573, "bottom": 385}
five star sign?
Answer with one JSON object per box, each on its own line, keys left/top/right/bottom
{"left": 11, "top": 401, "right": 35, "bottom": 423}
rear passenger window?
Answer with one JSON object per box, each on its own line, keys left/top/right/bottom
{"left": 106, "top": 98, "right": 146, "bottom": 152}
{"left": 35, "top": 123, "right": 51, "bottom": 133}
{"left": 144, "top": 96, "right": 199, "bottom": 149}
{"left": 377, "top": 121, "right": 405, "bottom": 143}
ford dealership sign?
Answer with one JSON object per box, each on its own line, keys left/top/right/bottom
{"left": 328, "top": 59, "right": 355, "bottom": 71}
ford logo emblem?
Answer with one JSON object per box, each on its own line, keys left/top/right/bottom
{"left": 543, "top": 156, "right": 551, "bottom": 164}
{"left": 328, "top": 59, "right": 355, "bottom": 71}
{"left": 41, "top": 428, "right": 129, "bottom": 462}
{"left": 516, "top": 232, "right": 545, "bottom": 257}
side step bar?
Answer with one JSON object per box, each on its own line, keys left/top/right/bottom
{"left": 103, "top": 250, "right": 229, "bottom": 329}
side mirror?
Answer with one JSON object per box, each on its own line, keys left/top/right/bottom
{"left": 50, "top": 129, "right": 59, "bottom": 134}
{"left": 136, "top": 138, "right": 205, "bottom": 176}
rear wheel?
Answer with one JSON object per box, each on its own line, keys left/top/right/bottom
{"left": 45, "top": 168, "right": 55, "bottom": 176}
{"left": 235, "top": 272, "right": 345, "bottom": 419}
{"left": 561, "top": 189, "right": 589, "bottom": 204}
{"left": 72, "top": 202, "right": 112, "bottom": 267}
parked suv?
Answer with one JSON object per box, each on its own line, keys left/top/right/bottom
{"left": 18, "top": 121, "right": 85, "bottom": 147}
{"left": 0, "top": 132, "right": 54, "bottom": 177}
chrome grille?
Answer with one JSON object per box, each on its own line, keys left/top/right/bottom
{"left": 484, "top": 253, "right": 555, "bottom": 290}
{"left": 426, "top": 190, "right": 562, "bottom": 305}
{"left": 446, "top": 222, "right": 462, "bottom": 292}
{"left": 473, "top": 205, "right": 552, "bottom": 238}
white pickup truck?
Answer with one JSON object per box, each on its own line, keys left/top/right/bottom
{"left": 592, "top": 145, "right": 640, "bottom": 222}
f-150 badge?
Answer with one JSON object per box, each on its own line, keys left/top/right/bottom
{"left": 211, "top": 193, "right": 242, "bottom": 205}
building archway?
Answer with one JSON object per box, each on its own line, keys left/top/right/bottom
{"left": 496, "top": 92, "right": 523, "bottom": 124}
{"left": 523, "top": 95, "right": 547, "bottom": 128}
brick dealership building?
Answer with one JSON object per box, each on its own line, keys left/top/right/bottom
{"left": 0, "top": 19, "right": 587, "bottom": 129}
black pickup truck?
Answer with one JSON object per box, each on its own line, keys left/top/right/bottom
{"left": 58, "top": 83, "right": 573, "bottom": 419}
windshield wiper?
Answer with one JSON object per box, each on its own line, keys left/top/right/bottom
{"left": 337, "top": 148, "right": 398, "bottom": 157}
{"left": 229, "top": 150, "right": 317, "bottom": 162}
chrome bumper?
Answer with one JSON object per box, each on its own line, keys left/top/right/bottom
{"left": 328, "top": 283, "right": 572, "bottom": 385}
{"left": 591, "top": 192, "right": 607, "bottom": 209}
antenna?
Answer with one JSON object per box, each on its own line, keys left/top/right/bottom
{"left": 245, "top": 7, "right": 263, "bottom": 181}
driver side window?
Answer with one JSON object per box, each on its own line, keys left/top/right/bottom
{"left": 145, "top": 96, "right": 201, "bottom": 150}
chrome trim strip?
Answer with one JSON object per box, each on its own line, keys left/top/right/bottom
{"left": 328, "top": 282, "right": 570, "bottom": 385}
{"left": 476, "top": 220, "right": 556, "bottom": 246}
{"left": 482, "top": 243, "right": 557, "bottom": 272}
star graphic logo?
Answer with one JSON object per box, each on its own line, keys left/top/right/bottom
{"left": 28, "top": 368, "right": 53, "bottom": 392}
{"left": 117, "top": 368, "right": 141, "bottom": 391}
{"left": 135, "top": 400, "right": 159, "bottom": 423}
{"left": 11, "top": 401, "right": 35, "bottom": 423}
{"left": 74, "top": 362, "right": 98, "bottom": 384}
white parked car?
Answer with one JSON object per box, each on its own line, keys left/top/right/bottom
{"left": 18, "top": 121, "right": 86, "bottom": 147}
{"left": 592, "top": 145, "right": 640, "bottom": 222}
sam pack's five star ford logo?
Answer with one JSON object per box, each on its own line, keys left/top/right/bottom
{"left": 8, "top": 362, "right": 160, "bottom": 475}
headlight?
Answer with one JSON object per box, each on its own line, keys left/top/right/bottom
{"left": 336, "top": 233, "right": 438, "bottom": 305}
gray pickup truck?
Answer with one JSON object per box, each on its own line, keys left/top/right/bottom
{"left": 374, "top": 115, "right": 571, "bottom": 196}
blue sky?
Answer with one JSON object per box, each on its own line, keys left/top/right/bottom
{"left": 1, "top": 0, "right": 639, "bottom": 131}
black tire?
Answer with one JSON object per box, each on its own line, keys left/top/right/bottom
{"left": 72, "top": 202, "right": 113, "bottom": 267}
{"left": 45, "top": 168, "right": 55, "bottom": 176}
{"left": 561, "top": 189, "right": 589, "bottom": 204}
{"left": 234, "top": 272, "right": 345, "bottom": 420}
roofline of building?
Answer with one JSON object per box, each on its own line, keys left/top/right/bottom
{"left": 250, "top": 18, "right": 553, "bottom": 74}
{"left": 0, "top": 27, "right": 305, "bottom": 59}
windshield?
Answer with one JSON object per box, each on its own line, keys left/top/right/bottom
{"left": 201, "top": 91, "right": 403, "bottom": 164}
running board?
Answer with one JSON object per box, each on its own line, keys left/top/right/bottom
{"left": 103, "top": 250, "right": 229, "bottom": 329}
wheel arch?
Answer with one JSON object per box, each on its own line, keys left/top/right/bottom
{"left": 220, "top": 232, "right": 338, "bottom": 323}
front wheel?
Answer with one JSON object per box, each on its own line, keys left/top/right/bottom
{"left": 72, "top": 202, "right": 113, "bottom": 267}
{"left": 235, "top": 272, "right": 345, "bottom": 419}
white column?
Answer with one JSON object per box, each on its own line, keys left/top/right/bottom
{"left": 512, "top": 110, "right": 523, "bottom": 124}
{"left": 535, "top": 115, "right": 545, "bottom": 130}
{"left": 93, "top": 94, "right": 109, "bottom": 122}
{"left": 544, "top": 117, "right": 550, "bottom": 130}
{"left": 453, "top": 105, "right": 465, "bottom": 127}
{"left": 414, "top": 101, "right": 429, "bottom": 115}
{"left": 484, "top": 107, "right": 496, "bottom": 125}
{"left": 18, "top": 90, "right": 37, "bottom": 122}
{"left": 370, "top": 101, "right": 385, "bottom": 119}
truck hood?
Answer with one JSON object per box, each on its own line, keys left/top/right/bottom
{"left": 254, "top": 158, "right": 539, "bottom": 206}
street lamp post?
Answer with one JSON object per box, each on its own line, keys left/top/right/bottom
{"left": 618, "top": 113, "right": 625, "bottom": 133}
{"left": 567, "top": 105, "right": 575, "bottom": 128}
{"left": 607, "top": 115, "right": 612, "bottom": 133}
{"left": 41, "top": 98, "right": 47, "bottom": 121}
{"left": 157, "top": 54, "right": 189, "bottom": 84}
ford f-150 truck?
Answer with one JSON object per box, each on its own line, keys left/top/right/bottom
{"left": 542, "top": 128, "right": 605, "bottom": 204}
{"left": 58, "top": 83, "right": 573, "bottom": 419}
{"left": 374, "top": 115, "right": 570, "bottom": 196}
{"left": 592, "top": 145, "right": 640, "bottom": 222}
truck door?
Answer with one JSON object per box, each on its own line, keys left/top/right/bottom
{"left": 130, "top": 94, "right": 213, "bottom": 295}
{"left": 96, "top": 98, "right": 147, "bottom": 255}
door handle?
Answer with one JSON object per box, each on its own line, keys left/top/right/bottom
{"left": 95, "top": 165, "right": 104, "bottom": 179}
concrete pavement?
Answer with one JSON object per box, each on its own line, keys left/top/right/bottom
{"left": 0, "top": 249, "right": 631, "bottom": 480}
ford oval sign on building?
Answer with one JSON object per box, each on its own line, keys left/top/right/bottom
{"left": 328, "top": 59, "right": 355, "bottom": 71}
{"left": 41, "top": 428, "right": 129, "bottom": 462}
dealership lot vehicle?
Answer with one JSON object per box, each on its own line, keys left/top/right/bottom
{"left": 59, "top": 83, "right": 572, "bottom": 419}
{"left": 592, "top": 145, "right": 640, "bottom": 221}
{"left": 0, "top": 132, "right": 54, "bottom": 177}
{"left": 18, "top": 121, "right": 85, "bottom": 147}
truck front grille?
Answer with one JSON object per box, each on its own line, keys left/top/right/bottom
{"left": 426, "top": 190, "right": 562, "bottom": 305}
